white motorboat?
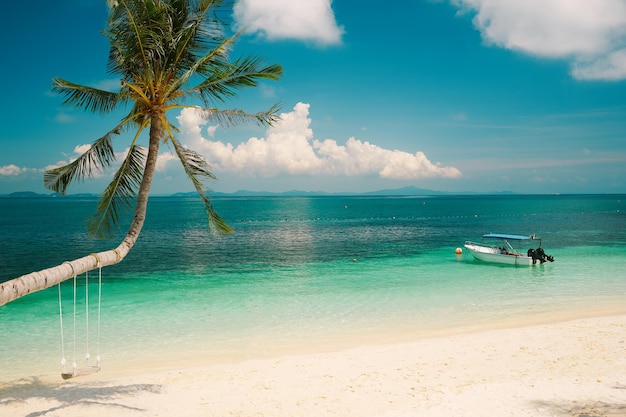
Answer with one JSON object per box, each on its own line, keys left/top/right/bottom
{"left": 464, "top": 233, "right": 554, "bottom": 266}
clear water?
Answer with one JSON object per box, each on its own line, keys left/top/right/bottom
{"left": 1, "top": 194, "right": 625, "bottom": 381}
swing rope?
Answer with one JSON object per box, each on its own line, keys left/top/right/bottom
{"left": 58, "top": 276, "right": 67, "bottom": 375}
{"left": 58, "top": 257, "right": 103, "bottom": 380}
{"left": 58, "top": 261, "right": 75, "bottom": 376}
{"left": 85, "top": 269, "right": 90, "bottom": 367}
{"left": 96, "top": 261, "right": 102, "bottom": 369}
{"left": 72, "top": 267, "right": 77, "bottom": 374}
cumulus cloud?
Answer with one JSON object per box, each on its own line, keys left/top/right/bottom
{"left": 175, "top": 103, "right": 462, "bottom": 180}
{"left": 0, "top": 164, "right": 26, "bottom": 176}
{"left": 0, "top": 164, "right": 41, "bottom": 179}
{"left": 453, "top": 0, "right": 626, "bottom": 80}
{"left": 156, "top": 151, "right": 178, "bottom": 172}
{"left": 233, "top": 0, "right": 344, "bottom": 45}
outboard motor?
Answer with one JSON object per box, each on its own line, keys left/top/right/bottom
{"left": 533, "top": 247, "right": 555, "bottom": 263}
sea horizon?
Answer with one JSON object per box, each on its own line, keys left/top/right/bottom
{"left": 3, "top": 185, "right": 625, "bottom": 200}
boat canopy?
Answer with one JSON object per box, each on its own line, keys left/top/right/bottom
{"left": 483, "top": 233, "right": 536, "bottom": 241}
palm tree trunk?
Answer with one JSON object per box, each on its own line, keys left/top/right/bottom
{"left": 0, "top": 115, "right": 162, "bottom": 307}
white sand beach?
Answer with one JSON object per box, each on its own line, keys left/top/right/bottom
{"left": 2, "top": 314, "right": 626, "bottom": 417}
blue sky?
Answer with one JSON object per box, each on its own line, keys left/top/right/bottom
{"left": 1, "top": 0, "right": 625, "bottom": 195}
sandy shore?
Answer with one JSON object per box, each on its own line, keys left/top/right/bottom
{"left": 2, "top": 314, "right": 626, "bottom": 417}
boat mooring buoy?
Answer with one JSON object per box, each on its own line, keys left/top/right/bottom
{"left": 455, "top": 247, "right": 463, "bottom": 255}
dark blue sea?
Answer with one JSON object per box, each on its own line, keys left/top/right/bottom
{"left": 1, "top": 194, "right": 625, "bottom": 380}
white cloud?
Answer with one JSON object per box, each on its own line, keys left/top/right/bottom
{"left": 156, "top": 151, "right": 178, "bottom": 172}
{"left": 453, "top": 0, "right": 626, "bottom": 80}
{"left": 44, "top": 145, "right": 92, "bottom": 171}
{"left": 233, "top": 0, "right": 344, "bottom": 45}
{"left": 0, "top": 164, "right": 26, "bottom": 176}
{"left": 176, "top": 103, "right": 462, "bottom": 180}
{"left": 74, "top": 144, "right": 91, "bottom": 154}
{"left": 571, "top": 49, "right": 626, "bottom": 80}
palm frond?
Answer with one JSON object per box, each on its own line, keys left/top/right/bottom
{"left": 170, "top": 138, "right": 232, "bottom": 235}
{"left": 173, "top": 0, "right": 229, "bottom": 68}
{"left": 52, "top": 78, "right": 122, "bottom": 114}
{"left": 165, "top": 0, "right": 227, "bottom": 74}
{"left": 121, "top": 79, "right": 152, "bottom": 106}
{"left": 44, "top": 128, "right": 119, "bottom": 194}
{"left": 86, "top": 145, "right": 147, "bottom": 239}
{"left": 193, "top": 103, "right": 282, "bottom": 128}
{"left": 105, "top": 0, "right": 154, "bottom": 85}
{"left": 158, "top": 113, "right": 178, "bottom": 143}
{"left": 187, "top": 56, "right": 283, "bottom": 105}
{"left": 164, "top": 34, "right": 235, "bottom": 100}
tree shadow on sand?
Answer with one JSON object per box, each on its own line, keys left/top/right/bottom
{"left": 0, "top": 376, "right": 162, "bottom": 417}
{"left": 532, "top": 384, "right": 626, "bottom": 417}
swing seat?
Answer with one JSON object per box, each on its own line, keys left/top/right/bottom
{"left": 61, "top": 365, "right": 100, "bottom": 380}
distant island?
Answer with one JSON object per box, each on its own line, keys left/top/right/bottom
{"left": 0, "top": 186, "right": 517, "bottom": 198}
{"left": 1, "top": 191, "right": 102, "bottom": 198}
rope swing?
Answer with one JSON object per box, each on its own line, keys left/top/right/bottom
{"left": 58, "top": 256, "right": 103, "bottom": 380}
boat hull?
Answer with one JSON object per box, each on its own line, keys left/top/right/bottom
{"left": 464, "top": 243, "right": 535, "bottom": 266}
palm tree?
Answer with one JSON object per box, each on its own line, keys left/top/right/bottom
{"left": 0, "top": 0, "right": 282, "bottom": 306}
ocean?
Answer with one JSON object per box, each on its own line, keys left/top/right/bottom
{"left": 1, "top": 194, "right": 625, "bottom": 381}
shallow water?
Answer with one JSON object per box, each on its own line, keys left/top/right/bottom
{"left": 1, "top": 194, "right": 625, "bottom": 380}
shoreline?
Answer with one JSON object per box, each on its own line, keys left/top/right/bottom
{"left": 100, "top": 303, "right": 626, "bottom": 376}
{"left": 2, "top": 312, "right": 626, "bottom": 416}
{"left": 3, "top": 304, "right": 626, "bottom": 381}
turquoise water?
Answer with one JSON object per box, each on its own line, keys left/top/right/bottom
{"left": 1, "top": 194, "right": 625, "bottom": 380}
